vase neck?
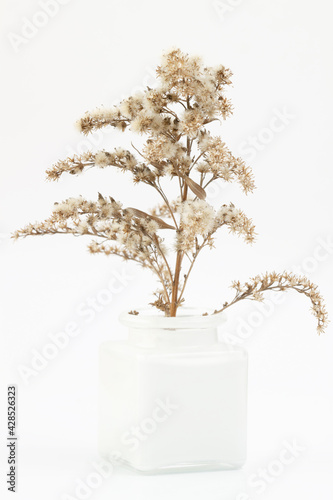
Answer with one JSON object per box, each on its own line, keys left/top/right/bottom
{"left": 127, "top": 327, "right": 218, "bottom": 348}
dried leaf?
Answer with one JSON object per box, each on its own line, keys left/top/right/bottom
{"left": 150, "top": 216, "right": 175, "bottom": 230}
{"left": 184, "top": 176, "right": 206, "bottom": 200}
{"left": 127, "top": 207, "right": 175, "bottom": 230}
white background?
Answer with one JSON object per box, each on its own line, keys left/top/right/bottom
{"left": 1, "top": 0, "right": 333, "bottom": 498}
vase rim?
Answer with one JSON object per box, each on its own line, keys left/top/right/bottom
{"left": 119, "top": 307, "right": 227, "bottom": 330}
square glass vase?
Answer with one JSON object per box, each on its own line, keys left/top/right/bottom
{"left": 99, "top": 309, "right": 248, "bottom": 474}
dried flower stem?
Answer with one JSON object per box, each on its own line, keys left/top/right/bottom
{"left": 215, "top": 272, "right": 328, "bottom": 334}
{"left": 170, "top": 132, "right": 191, "bottom": 316}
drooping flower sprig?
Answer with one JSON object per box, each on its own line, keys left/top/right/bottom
{"left": 13, "top": 48, "right": 328, "bottom": 331}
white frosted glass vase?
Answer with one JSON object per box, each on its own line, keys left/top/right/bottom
{"left": 99, "top": 309, "right": 248, "bottom": 474}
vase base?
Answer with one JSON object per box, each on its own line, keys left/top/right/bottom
{"left": 106, "top": 455, "right": 245, "bottom": 475}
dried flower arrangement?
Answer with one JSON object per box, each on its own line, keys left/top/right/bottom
{"left": 13, "top": 49, "right": 328, "bottom": 332}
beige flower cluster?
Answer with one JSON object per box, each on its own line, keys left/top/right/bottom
{"left": 13, "top": 48, "right": 328, "bottom": 329}
{"left": 197, "top": 132, "right": 255, "bottom": 194}
{"left": 14, "top": 195, "right": 172, "bottom": 297}
{"left": 76, "top": 49, "right": 232, "bottom": 140}
{"left": 177, "top": 201, "right": 255, "bottom": 252}
{"left": 77, "top": 107, "right": 129, "bottom": 135}
{"left": 217, "top": 272, "right": 328, "bottom": 335}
